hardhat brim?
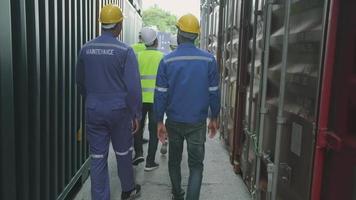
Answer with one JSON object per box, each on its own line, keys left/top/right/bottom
{"left": 101, "top": 23, "right": 117, "bottom": 29}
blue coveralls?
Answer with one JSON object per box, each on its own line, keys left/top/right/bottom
{"left": 154, "top": 43, "right": 220, "bottom": 199}
{"left": 154, "top": 43, "right": 220, "bottom": 123}
{"left": 76, "top": 31, "right": 142, "bottom": 200}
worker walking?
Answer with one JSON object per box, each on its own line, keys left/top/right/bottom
{"left": 154, "top": 14, "right": 220, "bottom": 200}
{"left": 131, "top": 29, "right": 149, "bottom": 148}
{"left": 132, "top": 27, "right": 164, "bottom": 171}
{"left": 76, "top": 5, "right": 142, "bottom": 200}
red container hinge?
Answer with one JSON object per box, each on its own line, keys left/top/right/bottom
{"left": 321, "top": 130, "right": 343, "bottom": 151}
{"left": 317, "top": 129, "right": 343, "bottom": 151}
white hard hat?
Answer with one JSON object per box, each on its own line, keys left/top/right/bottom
{"left": 170, "top": 35, "right": 178, "bottom": 47}
{"left": 141, "top": 27, "right": 158, "bottom": 46}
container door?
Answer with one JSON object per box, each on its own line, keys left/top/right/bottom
{"left": 258, "top": 1, "right": 326, "bottom": 199}
{"left": 320, "top": 1, "right": 356, "bottom": 199}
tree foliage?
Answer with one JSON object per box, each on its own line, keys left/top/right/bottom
{"left": 142, "top": 5, "right": 177, "bottom": 34}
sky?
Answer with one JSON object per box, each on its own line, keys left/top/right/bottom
{"left": 142, "top": 0, "right": 201, "bottom": 18}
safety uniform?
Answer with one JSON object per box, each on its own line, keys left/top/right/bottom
{"left": 154, "top": 42, "right": 220, "bottom": 200}
{"left": 139, "top": 48, "right": 164, "bottom": 103}
{"left": 76, "top": 31, "right": 142, "bottom": 199}
{"left": 132, "top": 42, "right": 146, "bottom": 54}
{"left": 134, "top": 47, "right": 163, "bottom": 164}
{"left": 154, "top": 43, "right": 220, "bottom": 123}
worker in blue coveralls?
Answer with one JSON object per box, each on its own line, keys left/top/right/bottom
{"left": 154, "top": 14, "right": 221, "bottom": 200}
{"left": 76, "top": 5, "right": 142, "bottom": 200}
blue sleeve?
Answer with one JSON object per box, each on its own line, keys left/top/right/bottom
{"left": 76, "top": 50, "right": 86, "bottom": 98}
{"left": 123, "top": 48, "right": 142, "bottom": 120}
{"left": 208, "top": 57, "right": 221, "bottom": 119}
{"left": 154, "top": 59, "right": 168, "bottom": 122}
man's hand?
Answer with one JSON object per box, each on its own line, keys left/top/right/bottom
{"left": 157, "top": 122, "right": 167, "bottom": 143}
{"left": 132, "top": 119, "right": 140, "bottom": 134}
{"left": 208, "top": 119, "right": 219, "bottom": 139}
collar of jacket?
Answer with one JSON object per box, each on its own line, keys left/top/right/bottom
{"left": 177, "top": 43, "right": 196, "bottom": 49}
{"left": 146, "top": 47, "right": 157, "bottom": 50}
{"left": 101, "top": 31, "right": 116, "bottom": 38}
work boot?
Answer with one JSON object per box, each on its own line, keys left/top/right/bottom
{"left": 160, "top": 142, "right": 168, "bottom": 155}
{"left": 132, "top": 154, "right": 144, "bottom": 166}
{"left": 121, "top": 184, "right": 141, "bottom": 200}
{"left": 171, "top": 190, "right": 185, "bottom": 200}
{"left": 144, "top": 162, "right": 159, "bottom": 172}
{"left": 172, "top": 196, "right": 184, "bottom": 200}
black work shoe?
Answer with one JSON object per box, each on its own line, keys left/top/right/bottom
{"left": 132, "top": 155, "right": 144, "bottom": 166}
{"left": 171, "top": 193, "right": 185, "bottom": 200}
{"left": 172, "top": 196, "right": 184, "bottom": 200}
{"left": 121, "top": 184, "right": 141, "bottom": 200}
{"left": 172, "top": 190, "right": 185, "bottom": 200}
{"left": 144, "top": 162, "right": 159, "bottom": 171}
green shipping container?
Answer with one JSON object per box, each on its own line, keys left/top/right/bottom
{"left": 0, "top": 0, "right": 142, "bottom": 199}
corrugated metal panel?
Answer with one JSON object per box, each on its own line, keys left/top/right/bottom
{"left": 0, "top": 0, "right": 141, "bottom": 199}
{"left": 201, "top": 0, "right": 243, "bottom": 172}
{"left": 219, "top": 0, "right": 242, "bottom": 164}
{"left": 261, "top": 1, "right": 325, "bottom": 200}
{"left": 0, "top": 0, "right": 16, "bottom": 199}
{"left": 201, "top": 0, "right": 331, "bottom": 199}
{"left": 240, "top": 0, "right": 260, "bottom": 191}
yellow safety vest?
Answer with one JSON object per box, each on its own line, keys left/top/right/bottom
{"left": 131, "top": 42, "right": 146, "bottom": 55}
{"left": 137, "top": 48, "right": 164, "bottom": 103}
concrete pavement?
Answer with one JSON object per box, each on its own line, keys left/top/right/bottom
{"left": 74, "top": 131, "right": 251, "bottom": 200}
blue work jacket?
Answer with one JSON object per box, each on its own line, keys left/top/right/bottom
{"left": 154, "top": 43, "right": 220, "bottom": 124}
{"left": 76, "top": 31, "right": 142, "bottom": 120}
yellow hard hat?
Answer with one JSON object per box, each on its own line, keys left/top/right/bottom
{"left": 99, "top": 4, "right": 124, "bottom": 24}
{"left": 176, "top": 14, "right": 200, "bottom": 34}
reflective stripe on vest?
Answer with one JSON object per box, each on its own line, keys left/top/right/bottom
{"left": 142, "top": 88, "right": 155, "bottom": 93}
{"left": 141, "top": 75, "right": 157, "bottom": 80}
